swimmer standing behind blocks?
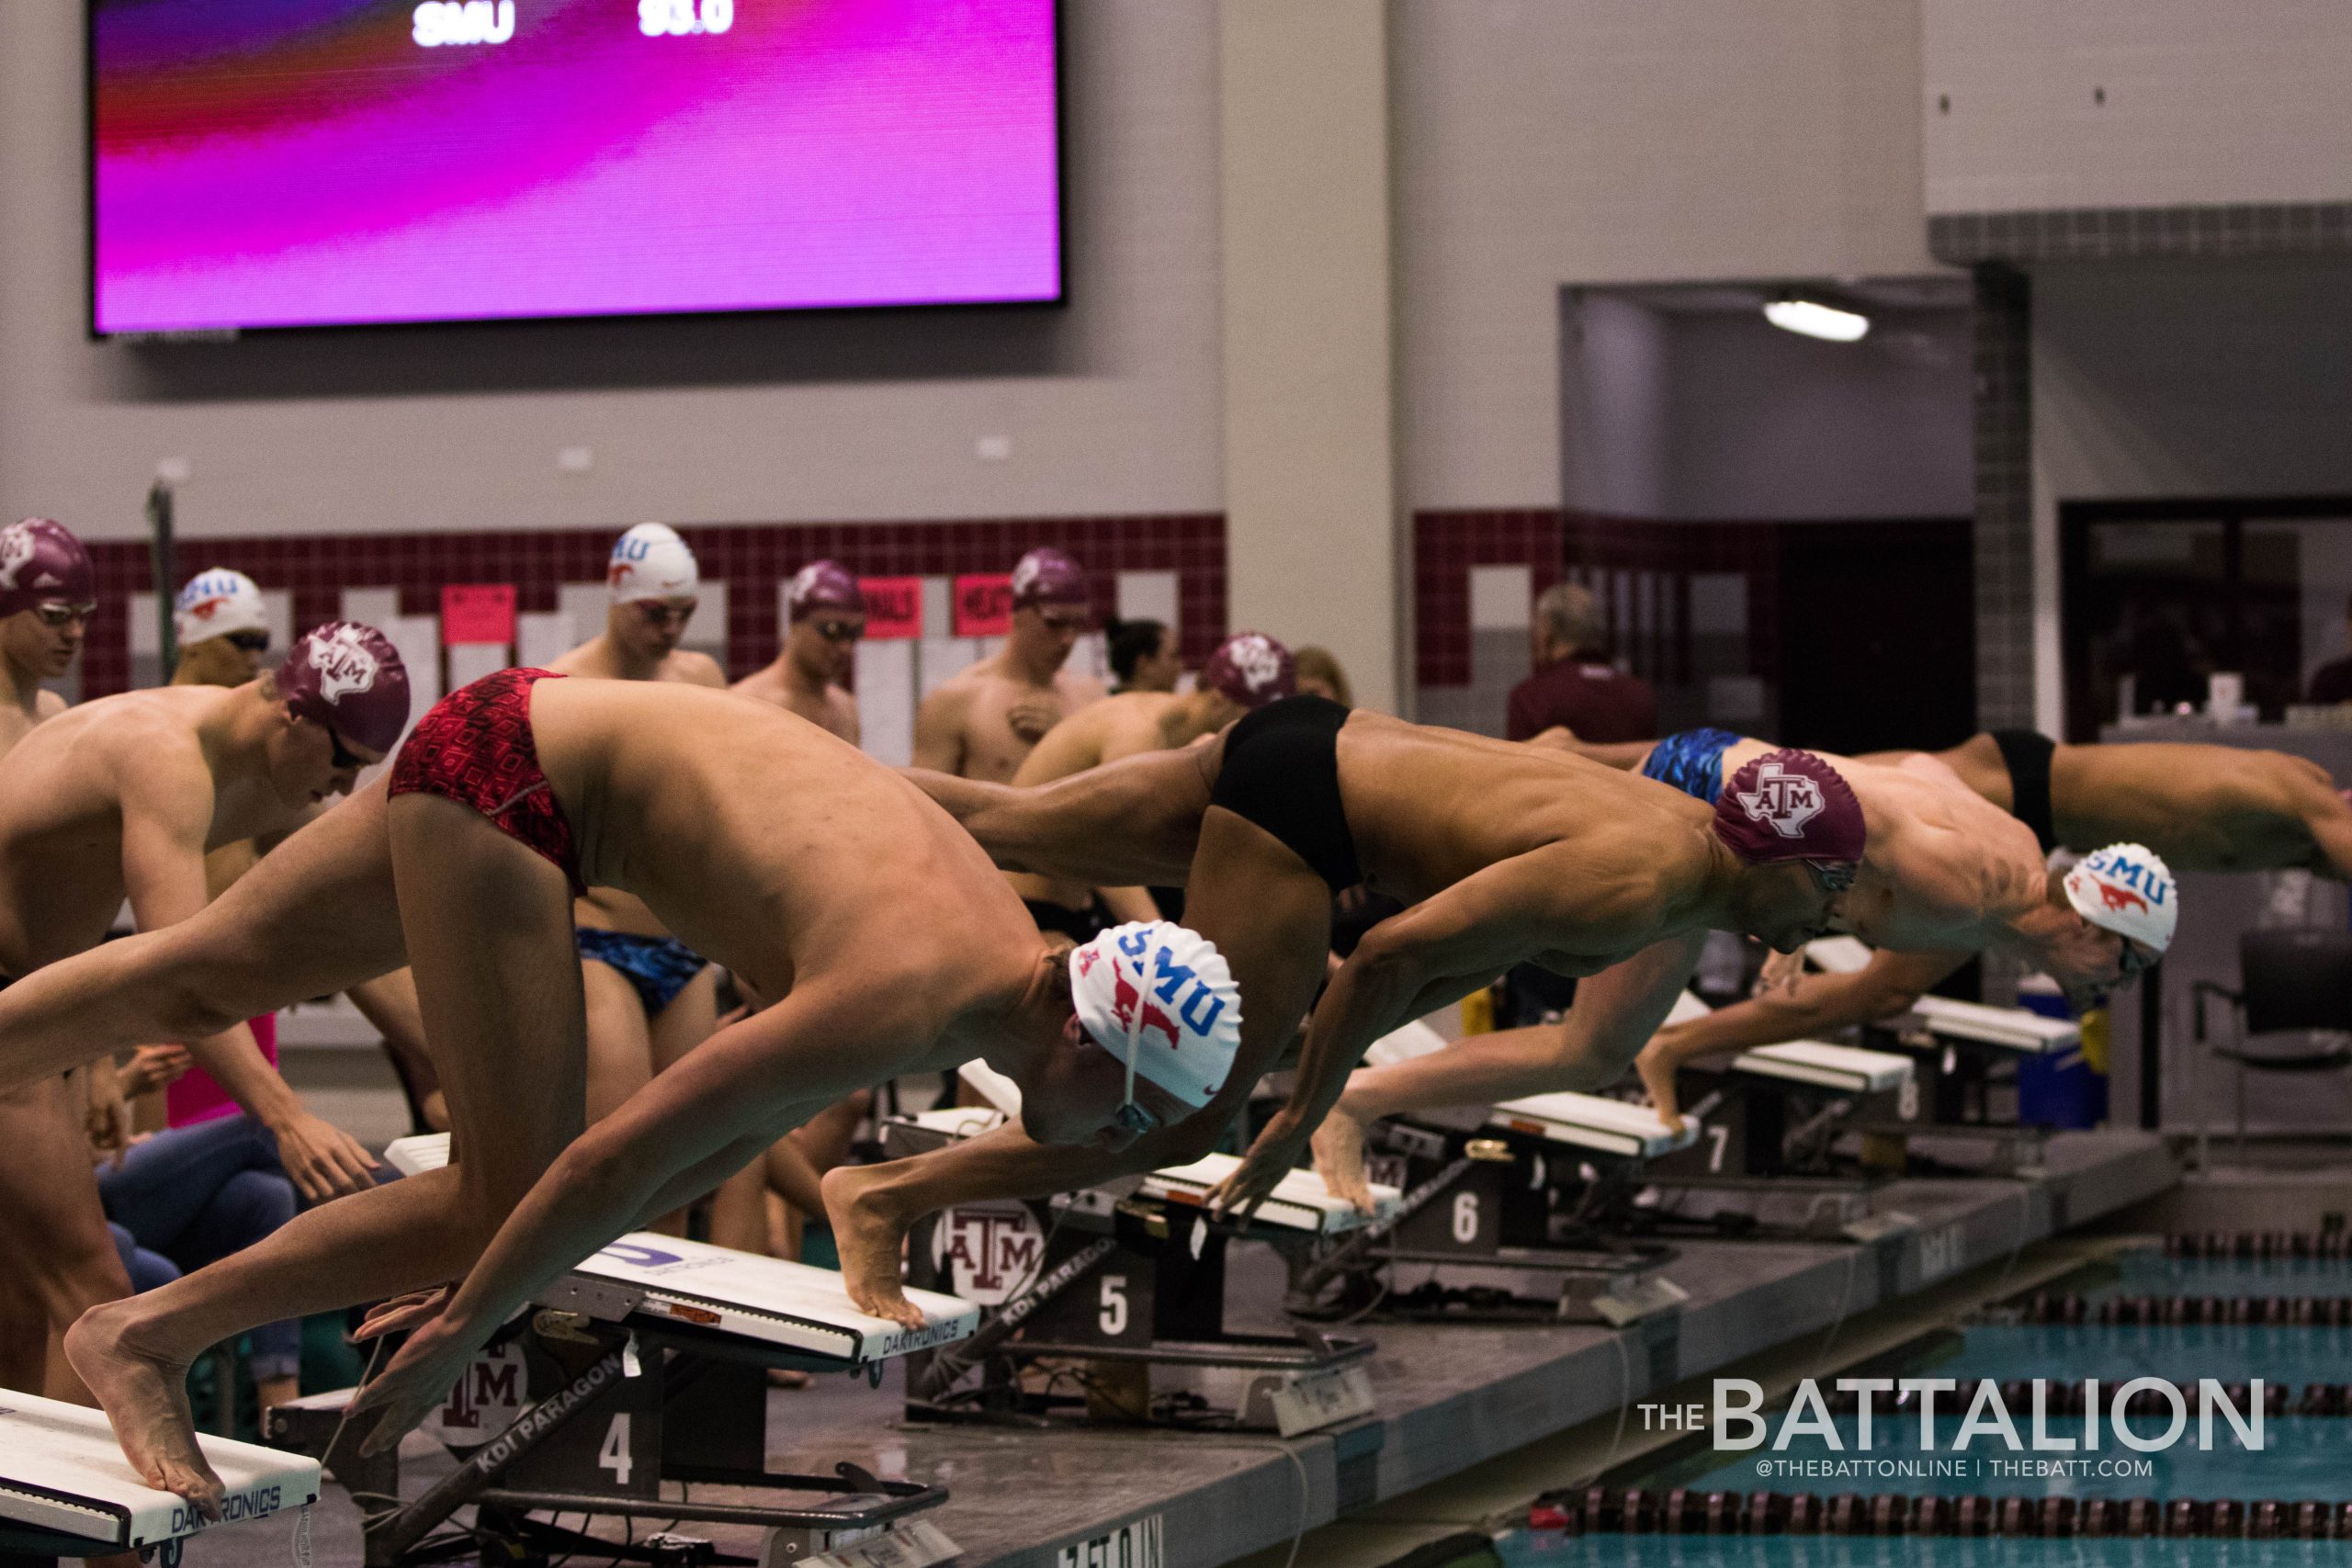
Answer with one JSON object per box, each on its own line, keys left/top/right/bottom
{"left": 0, "top": 671, "right": 1240, "bottom": 1513}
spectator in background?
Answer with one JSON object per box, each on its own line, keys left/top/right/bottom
{"left": 2309, "top": 592, "right": 2352, "bottom": 705}
{"left": 736, "top": 560, "right": 864, "bottom": 743}
{"left": 913, "top": 547, "right": 1105, "bottom": 783}
{"left": 169, "top": 570, "right": 271, "bottom": 689}
{"left": 1107, "top": 617, "right": 1182, "bottom": 694}
{"left": 1294, "top": 646, "right": 1354, "bottom": 708}
{"left": 1505, "top": 582, "right": 1656, "bottom": 743}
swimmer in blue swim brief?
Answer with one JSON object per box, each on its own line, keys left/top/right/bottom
{"left": 1639, "top": 728, "right": 1743, "bottom": 804}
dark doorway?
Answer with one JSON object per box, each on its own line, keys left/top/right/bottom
{"left": 1777, "top": 520, "right": 1976, "bottom": 755}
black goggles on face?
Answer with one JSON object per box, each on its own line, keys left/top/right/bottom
{"left": 1804, "top": 859, "right": 1860, "bottom": 894}
{"left": 808, "top": 618, "right": 865, "bottom": 644}
{"left": 324, "top": 727, "right": 367, "bottom": 770}
{"left": 225, "top": 630, "right": 271, "bottom": 653}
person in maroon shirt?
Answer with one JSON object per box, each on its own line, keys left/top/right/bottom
{"left": 1505, "top": 582, "right": 1657, "bottom": 742}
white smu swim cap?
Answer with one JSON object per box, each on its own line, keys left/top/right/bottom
{"left": 1069, "top": 921, "right": 1243, "bottom": 1111}
{"left": 2063, "top": 842, "right": 2178, "bottom": 955}
{"left": 174, "top": 569, "right": 267, "bottom": 648}
{"left": 607, "top": 523, "right": 699, "bottom": 604}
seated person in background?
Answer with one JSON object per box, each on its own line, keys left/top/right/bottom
{"left": 1106, "top": 616, "right": 1182, "bottom": 694}
{"left": 1506, "top": 582, "right": 1656, "bottom": 743}
{"left": 1293, "top": 645, "right": 1354, "bottom": 708}
{"left": 1001, "top": 631, "right": 1296, "bottom": 940}
{"left": 734, "top": 560, "right": 864, "bottom": 742}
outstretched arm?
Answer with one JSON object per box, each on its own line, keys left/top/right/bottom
{"left": 1634, "top": 945, "right": 1966, "bottom": 1125}
{"left": 1335, "top": 932, "right": 1706, "bottom": 1126}
{"left": 903, "top": 739, "right": 1215, "bottom": 886}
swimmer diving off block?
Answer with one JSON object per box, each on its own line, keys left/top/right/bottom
{"left": 0, "top": 671, "right": 1240, "bottom": 1514}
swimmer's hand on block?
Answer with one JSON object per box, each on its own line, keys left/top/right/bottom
{"left": 561, "top": 1235, "right": 979, "bottom": 1365}
{"left": 1907, "top": 994, "right": 2079, "bottom": 1053}
{"left": 1487, "top": 1090, "right": 1699, "bottom": 1159}
{"left": 0, "top": 1392, "right": 320, "bottom": 1551}
{"left": 1141, "top": 1152, "right": 1402, "bottom": 1235}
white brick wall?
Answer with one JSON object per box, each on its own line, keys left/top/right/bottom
{"left": 1924, "top": 0, "right": 2352, "bottom": 212}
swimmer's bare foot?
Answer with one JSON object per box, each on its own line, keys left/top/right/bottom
{"left": 1309, "top": 1106, "right": 1376, "bottom": 1214}
{"left": 1634, "top": 1043, "right": 1683, "bottom": 1134}
{"left": 821, "top": 1165, "right": 926, "bottom": 1332}
{"left": 65, "top": 1301, "right": 224, "bottom": 1519}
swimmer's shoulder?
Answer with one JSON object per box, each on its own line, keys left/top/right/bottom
{"left": 664, "top": 649, "right": 728, "bottom": 688}
{"left": 33, "top": 690, "right": 66, "bottom": 720}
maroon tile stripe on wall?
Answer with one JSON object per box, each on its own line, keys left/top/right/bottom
{"left": 80, "top": 515, "right": 1227, "bottom": 697}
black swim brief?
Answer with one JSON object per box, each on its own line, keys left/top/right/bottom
{"left": 1990, "top": 729, "right": 2058, "bottom": 853}
{"left": 1207, "top": 695, "right": 1363, "bottom": 893}
{"left": 1023, "top": 897, "right": 1110, "bottom": 944}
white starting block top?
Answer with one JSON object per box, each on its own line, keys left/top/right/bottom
{"left": 1487, "top": 1092, "right": 1698, "bottom": 1159}
{"left": 1731, "top": 1040, "right": 1914, "bottom": 1094}
{"left": 1140, "top": 1152, "right": 1401, "bottom": 1235}
{"left": 1908, "top": 994, "right": 2078, "bottom": 1053}
{"left": 384, "top": 1135, "right": 978, "bottom": 1364}
{"left": 911, "top": 1089, "right": 1400, "bottom": 1235}
{"left": 567, "top": 1235, "right": 978, "bottom": 1363}
{"left": 1362, "top": 1017, "right": 1452, "bottom": 1067}
{"left": 0, "top": 1392, "right": 320, "bottom": 1551}
{"left": 1804, "top": 935, "right": 1876, "bottom": 974}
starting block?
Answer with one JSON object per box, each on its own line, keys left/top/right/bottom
{"left": 1875, "top": 991, "right": 2080, "bottom": 1177}
{"left": 1803, "top": 942, "right": 2083, "bottom": 1176}
{"left": 281, "top": 1133, "right": 976, "bottom": 1568}
{"left": 0, "top": 1393, "right": 319, "bottom": 1567}
{"left": 885, "top": 1074, "right": 1385, "bottom": 1436}
{"left": 1314, "top": 1022, "right": 1690, "bottom": 1327}
{"left": 1645, "top": 999, "right": 1919, "bottom": 1240}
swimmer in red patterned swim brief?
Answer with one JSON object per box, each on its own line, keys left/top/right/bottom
{"left": 0, "top": 672, "right": 1239, "bottom": 1513}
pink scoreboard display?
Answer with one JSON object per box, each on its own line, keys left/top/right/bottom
{"left": 89, "top": 0, "right": 1063, "bottom": 335}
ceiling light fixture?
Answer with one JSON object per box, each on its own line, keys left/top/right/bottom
{"left": 1764, "top": 296, "right": 1871, "bottom": 343}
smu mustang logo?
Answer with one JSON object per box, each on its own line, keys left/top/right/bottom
{"left": 2081, "top": 848, "right": 2169, "bottom": 908}
{"left": 1734, "top": 759, "right": 1825, "bottom": 840}
{"left": 310, "top": 626, "right": 381, "bottom": 703}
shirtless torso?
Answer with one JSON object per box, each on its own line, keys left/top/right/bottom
{"left": 913, "top": 641, "right": 1105, "bottom": 784}
{"left": 732, "top": 660, "right": 859, "bottom": 741}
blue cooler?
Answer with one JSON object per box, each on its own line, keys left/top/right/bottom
{"left": 2014, "top": 976, "right": 2107, "bottom": 1129}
